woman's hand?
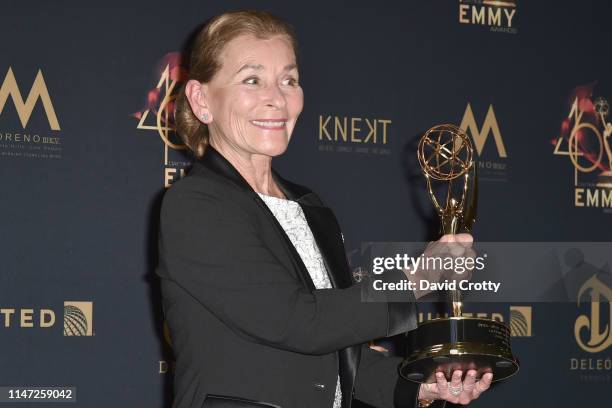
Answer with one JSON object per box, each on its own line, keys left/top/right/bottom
{"left": 419, "top": 370, "right": 492, "bottom": 405}
{"left": 404, "top": 233, "right": 476, "bottom": 299}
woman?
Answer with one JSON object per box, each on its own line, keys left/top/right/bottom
{"left": 156, "top": 10, "right": 491, "bottom": 408}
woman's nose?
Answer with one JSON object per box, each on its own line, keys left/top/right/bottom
{"left": 262, "top": 84, "right": 287, "bottom": 109}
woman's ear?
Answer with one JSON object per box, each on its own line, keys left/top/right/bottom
{"left": 184, "top": 79, "right": 213, "bottom": 124}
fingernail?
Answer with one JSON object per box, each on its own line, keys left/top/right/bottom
{"left": 436, "top": 373, "right": 444, "bottom": 379}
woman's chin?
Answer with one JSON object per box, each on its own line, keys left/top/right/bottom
{"left": 253, "top": 140, "right": 290, "bottom": 157}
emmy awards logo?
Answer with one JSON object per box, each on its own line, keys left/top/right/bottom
{"left": 554, "top": 86, "right": 612, "bottom": 209}
{"left": 133, "top": 53, "right": 190, "bottom": 187}
{"left": 557, "top": 96, "right": 612, "bottom": 177}
{"left": 135, "top": 61, "right": 186, "bottom": 151}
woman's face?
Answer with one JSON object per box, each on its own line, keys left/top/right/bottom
{"left": 201, "top": 34, "right": 303, "bottom": 158}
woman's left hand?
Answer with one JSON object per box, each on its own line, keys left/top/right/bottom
{"left": 418, "top": 370, "right": 492, "bottom": 405}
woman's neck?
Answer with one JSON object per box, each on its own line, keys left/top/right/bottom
{"left": 209, "top": 139, "right": 286, "bottom": 199}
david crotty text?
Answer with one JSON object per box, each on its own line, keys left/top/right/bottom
{"left": 373, "top": 279, "right": 501, "bottom": 293}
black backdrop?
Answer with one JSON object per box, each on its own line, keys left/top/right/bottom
{"left": 1, "top": 1, "right": 611, "bottom": 407}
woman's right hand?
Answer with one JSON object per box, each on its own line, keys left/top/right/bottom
{"left": 403, "top": 233, "right": 475, "bottom": 299}
{"left": 419, "top": 370, "right": 493, "bottom": 405}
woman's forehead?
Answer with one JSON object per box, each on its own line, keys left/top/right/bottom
{"left": 219, "top": 34, "right": 296, "bottom": 71}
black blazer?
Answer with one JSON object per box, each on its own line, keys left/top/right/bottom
{"left": 156, "top": 145, "right": 424, "bottom": 408}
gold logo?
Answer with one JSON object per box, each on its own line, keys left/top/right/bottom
{"left": 63, "top": 301, "right": 93, "bottom": 336}
{"left": 0, "top": 308, "right": 55, "bottom": 328}
{"left": 135, "top": 63, "right": 185, "bottom": 151}
{"left": 509, "top": 306, "right": 532, "bottom": 337}
{"left": 317, "top": 115, "right": 393, "bottom": 156}
{"left": 459, "top": 103, "right": 507, "bottom": 158}
{"left": 419, "top": 305, "right": 532, "bottom": 337}
{"left": 574, "top": 275, "right": 612, "bottom": 353}
{"left": 133, "top": 53, "right": 189, "bottom": 187}
{"left": 458, "top": 0, "right": 517, "bottom": 34}
{"left": 319, "top": 115, "right": 392, "bottom": 144}
{"left": 553, "top": 85, "right": 612, "bottom": 209}
{"left": 554, "top": 96, "right": 612, "bottom": 174}
{"left": 0, "top": 67, "right": 60, "bottom": 130}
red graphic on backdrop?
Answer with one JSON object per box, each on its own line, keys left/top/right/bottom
{"left": 553, "top": 83, "right": 612, "bottom": 174}
{"left": 133, "top": 52, "right": 191, "bottom": 187}
{"left": 132, "top": 52, "right": 187, "bottom": 132}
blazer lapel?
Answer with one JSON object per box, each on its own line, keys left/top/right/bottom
{"left": 198, "top": 146, "right": 316, "bottom": 291}
{"left": 270, "top": 168, "right": 352, "bottom": 289}
{"left": 296, "top": 205, "right": 353, "bottom": 289}
{"left": 273, "top": 171, "right": 360, "bottom": 408}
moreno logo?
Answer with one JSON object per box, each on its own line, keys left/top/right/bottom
{"left": 0, "top": 67, "right": 60, "bottom": 130}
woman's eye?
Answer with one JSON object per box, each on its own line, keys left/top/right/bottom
{"left": 243, "top": 77, "right": 259, "bottom": 85}
{"left": 282, "top": 77, "right": 299, "bottom": 86}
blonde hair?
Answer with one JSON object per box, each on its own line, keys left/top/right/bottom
{"left": 175, "top": 10, "right": 299, "bottom": 158}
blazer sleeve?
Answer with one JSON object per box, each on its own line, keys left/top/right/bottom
{"left": 157, "top": 181, "right": 418, "bottom": 355}
{"left": 354, "top": 345, "right": 447, "bottom": 408}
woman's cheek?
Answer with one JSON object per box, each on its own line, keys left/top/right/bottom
{"left": 235, "top": 89, "right": 259, "bottom": 110}
{"left": 289, "top": 89, "right": 304, "bottom": 116}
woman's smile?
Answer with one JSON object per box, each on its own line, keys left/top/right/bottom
{"left": 250, "top": 119, "right": 288, "bottom": 130}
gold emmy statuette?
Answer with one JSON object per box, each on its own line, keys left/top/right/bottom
{"left": 398, "top": 124, "right": 519, "bottom": 384}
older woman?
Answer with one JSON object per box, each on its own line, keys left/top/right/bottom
{"left": 156, "top": 10, "right": 491, "bottom": 408}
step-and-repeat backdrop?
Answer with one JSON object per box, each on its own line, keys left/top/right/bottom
{"left": 1, "top": 1, "right": 610, "bottom": 407}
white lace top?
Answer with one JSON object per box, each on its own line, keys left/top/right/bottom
{"left": 257, "top": 192, "right": 343, "bottom": 408}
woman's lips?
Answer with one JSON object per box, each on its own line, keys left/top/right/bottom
{"left": 250, "top": 119, "right": 287, "bottom": 130}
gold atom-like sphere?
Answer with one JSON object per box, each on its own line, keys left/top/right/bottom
{"left": 417, "top": 124, "right": 474, "bottom": 181}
